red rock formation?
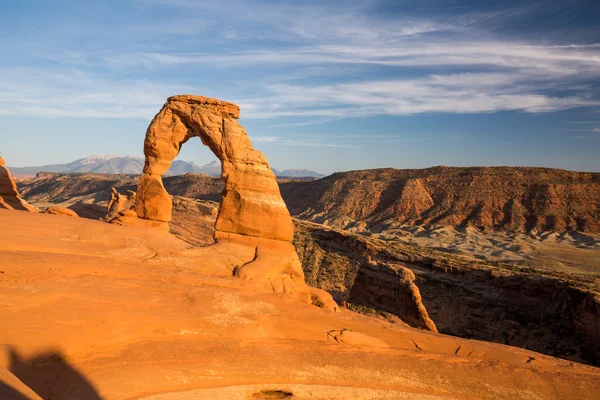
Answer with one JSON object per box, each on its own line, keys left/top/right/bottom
{"left": 348, "top": 259, "right": 437, "bottom": 332}
{"left": 133, "top": 95, "right": 336, "bottom": 310}
{"left": 43, "top": 206, "right": 78, "bottom": 217}
{"left": 281, "top": 166, "right": 600, "bottom": 233}
{"left": 0, "top": 155, "right": 37, "bottom": 212}
{"left": 105, "top": 187, "right": 136, "bottom": 222}
{"left": 294, "top": 220, "right": 600, "bottom": 365}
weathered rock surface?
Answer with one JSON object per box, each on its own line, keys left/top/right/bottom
{"left": 294, "top": 220, "right": 600, "bottom": 366}
{"left": 15, "top": 171, "right": 600, "bottom": 362}
{"left": 132, "top": 95, "right": 336, "bottom": 309}
{"left": 2, "top": 210, "right": 599, "bottom": 399}
{"left": 135, "top": 95, "right": 293, "bottom": 241}
{"left": 327, "top": 329, "right": 390, "bottom": 348}
{"left": 280, "top": 166, "right": 600, "bottom": 233}
{"left": 43, "top": 206, "right": 79, "bottom": 217}
{"left": 0, "top": 155, "right": 37, "bottom": 212}
{"left": 20, "top": 167, "right": 600, "bottom": 235}
{"left": 105, "top": 187, "right": 136, "bottom": 222}
{"left": 348, "top": 259, "right": 437, "bottom": 332}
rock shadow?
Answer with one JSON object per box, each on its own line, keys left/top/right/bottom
{"left": 67, "top": 202, "right": 107, "bottom": 220}
{"left": 0, "top": 381, "right": 31, "bottom": 400}
{"left": 7, "top": 347, "right": 102, "bottom": 400}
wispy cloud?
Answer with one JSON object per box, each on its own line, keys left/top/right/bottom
{"left": 1, "top": 1, "right": 599, "bottom": 121}
{"left": 252, "top": 135, "right": 279, "bottom": 143}
{"left": 238, "top": 71, "right": 599, "bottom": 119}
{"left": 250, "top": 134, "right": 359, "bottom": 148}
{"left": 0, "top": 67, "right": 187, "bottom": 119}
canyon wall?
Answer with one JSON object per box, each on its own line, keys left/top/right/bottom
{"left": 282, "top": 167, "right": 600, "bottom": 233}
{"left": 294, "top": 220, "right": 600, "bottom": 366}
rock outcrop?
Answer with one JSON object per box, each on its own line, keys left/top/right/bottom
{"left": 105, "top": 187, "right": 136, "bottom": 222}
{"left": 294, "top": 220, "right": 600, "bottom": 366}
{"left": 43, "top": 206, "right": 78, "bottom": 217}
{"left": 133, "top": 95, "right": 336, "bottom": 309}
{"left": 0, "top": 155, "right": 37, "bottom": 212}
{"left": 348, "top": 259, "right": 438, "bottom": 332}
{"left": 280, "top": 166, "right": 600, "bottom": 233}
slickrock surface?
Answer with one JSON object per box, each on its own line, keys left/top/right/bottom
{"left": 132, "top": 95, "right": 335, "bottom": 308}
{"left": 0, "top": 155, "right": 37, "bottom": 212}
{"left": 15, "top": 171, "right": 600, "bottom": 364}
{"left": 1, "top": 209, "right": 599, "bottom": 399}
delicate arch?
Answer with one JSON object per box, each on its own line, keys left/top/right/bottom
{"left": 135, "top": 95, "right": 294, "bottom": 242}
{"left": 132, "top": 95, "right": 337, "bottom": 311}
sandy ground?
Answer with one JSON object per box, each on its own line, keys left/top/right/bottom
{"left": 1, "top": 209, "right": 600, "bottom": 399}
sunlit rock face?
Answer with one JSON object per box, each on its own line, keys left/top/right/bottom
{"left": 0, "top": 155, "right": 37, "bottom": 212}
{"left": 135, "top": 95, "right": 293, "bottom": 240}
{"left": 134, "top": 95, "right": 337, "bottom": 310}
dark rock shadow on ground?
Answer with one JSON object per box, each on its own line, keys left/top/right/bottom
{"left": 0, "top": 381, "right": 31, "bottom": 400}
{"left": 67, "top": 202, "right": 107, "bottom": 220}
{"left": 8, "top": 347, "right": 102, "bottom": 400}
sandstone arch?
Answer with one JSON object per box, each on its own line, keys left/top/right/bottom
{"left": 134, "top": 95, "right": 336, "bottom": 309}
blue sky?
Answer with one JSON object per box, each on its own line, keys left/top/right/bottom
{"left": 1, "top": 0, "right": 599, "bottom": 173}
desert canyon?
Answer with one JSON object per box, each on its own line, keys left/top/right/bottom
{"left": 1, "top": 95, "right": 600, "bottom": 400}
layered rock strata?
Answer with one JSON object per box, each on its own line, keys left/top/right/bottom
{"left": 294, "top": 220, "right": 600, "bottom": 365}
{"left": 348, "top": 259, "right": 438, "bottom": 331}
{"left": 281, "top": 167, "right": 600, "bottom": 233}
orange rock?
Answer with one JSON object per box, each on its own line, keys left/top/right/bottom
{"left": 136, "top": 95, "right": 293, "bottom": 241}
{"left": 0, "top": 155, "right": 38, "bottom": 212}
{"left": 133, "top": 95, "right": 337, "bottom": 310}
{"left": 44, "top": 206, "right": 79, "bottom": 217}
{"left": 105, "top": 187, "right": 136, "bottom": 222}
{"left": 327, "top": 329, "right": 390, "bottom": 348}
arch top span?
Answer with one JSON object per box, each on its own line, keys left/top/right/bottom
{"left": 132, "top": 94, "right": 338, "bottom": 311}
{"left": 135, "top": 94, "right": 293, "bottom": 241}
{"left": 166, "top": 95, "right": 240, "bottom": 119}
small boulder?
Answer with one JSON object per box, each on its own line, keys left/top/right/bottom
{"left": 44, "top": 206, "right": 79, "bottom": 217}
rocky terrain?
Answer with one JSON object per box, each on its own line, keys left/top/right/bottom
{"left": 294, "top": 221, "right": 600, "bottom": 365}
{"left": 18, "top": 168, "right": 600, "bottom": 272}
{"left": 5, "top": 95, "right": 600, "bottom": 398}
{"left": 20, "top": 166, "right": 600, "bottom": 234}
{"left": 17, "top": 173, "right": 600, "bottom": 366}
{"left": 280, "top": 166, "right": 600, "bottom": 233}
{"left": 0, "top": 155, "right": 37, "bottom": 212}
{"left": 144, "top": 197, "right": 600, "bottom": 366}
{"left": 4, "top": 209, "right": 600, "bottom": 399}
{"left": 2, "top": 99, "right": 600, "bottom": 399}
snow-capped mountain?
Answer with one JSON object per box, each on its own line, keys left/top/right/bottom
{"left": 275, "top": 169, "right": 325, "bottom": 178}
{"left": 9, "top": 156, "right": 324, "bottom": 179}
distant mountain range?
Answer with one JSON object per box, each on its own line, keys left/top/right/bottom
{"left": 9, "top": 155, "right": 325, "bottom": 179}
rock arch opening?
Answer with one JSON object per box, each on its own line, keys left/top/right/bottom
{"left": 132, "top": 95, "right": 337, "bottom": 310}
{"left": 135, "top": 95, "right": 293, "bottom": 241}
